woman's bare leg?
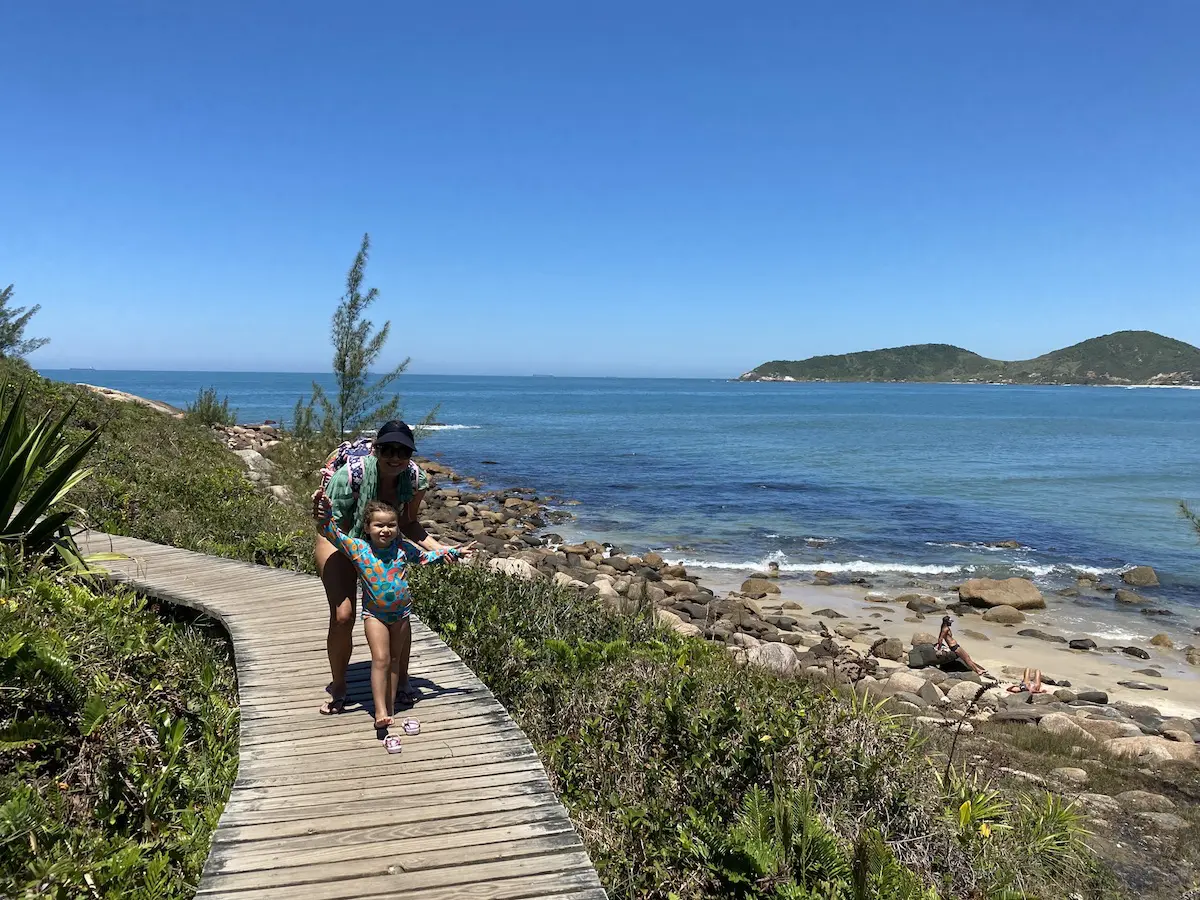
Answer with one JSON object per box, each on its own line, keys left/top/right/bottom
{"left": 955, "top": 646, "right": 987, "bottom": 676}
{"left": 316, "top": 536, "right": 357, "bottom": 711}
{"left": 364, "top": 616, "right": 393, "bottom": 729}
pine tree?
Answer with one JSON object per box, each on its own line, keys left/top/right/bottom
{"left": 0, "top": 284, "right": 50, "bottom": 358}
{"left": 302, "top": 234, "right": 410, "bottom": 439}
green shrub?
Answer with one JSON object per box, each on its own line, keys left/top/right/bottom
{"left": 184, "top": 387, "right": 237, "bottom": 427}
{"left": 410, "top": 565, "right": 1105, "bottom": 899}
{"left": 0, "top": 570, "right": 238, "bottom": 898}
{"left": 0, "top": 358, "right": 312, "bottom": 571}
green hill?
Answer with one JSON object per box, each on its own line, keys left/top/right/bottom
{"left": 739, "top": 331, "right": 1200, "bottom": 385}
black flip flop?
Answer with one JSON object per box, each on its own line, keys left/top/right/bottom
{"left": 318, "top": 695, "right": 348, "bottom": 715}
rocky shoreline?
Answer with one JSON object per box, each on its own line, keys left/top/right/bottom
{"left": 202, "top": 418, "right": 1200, "bottom": 769}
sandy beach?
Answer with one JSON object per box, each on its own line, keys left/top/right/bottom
{"left": 692, "top": 567, "right": 1200, "bottom": 718}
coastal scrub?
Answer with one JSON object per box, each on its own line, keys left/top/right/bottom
{"left": 0, "top": 570, "right": 239, "bottom": 898}
{"left": 409, "top": 564, "right": 1107, "bottom": 899}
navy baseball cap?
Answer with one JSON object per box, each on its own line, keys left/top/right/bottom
{"left": 375, "top": 420, "right": 416, "bottom": 452}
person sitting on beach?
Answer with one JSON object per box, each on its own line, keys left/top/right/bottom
{"left": 936, "top": 615, "right": 992, "bottom": 679}
{"left": 1005, "top": 667, "right": 1046, "bottom": 694}
{"left": 313, "top": 490, "right": 470, "bottom": 738}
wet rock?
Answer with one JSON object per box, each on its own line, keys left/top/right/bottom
{"left": 1115, "top": 589, "right": 1146, "bottom": 604}
{"left": 1133, "top": 668, "right": 1162, "bottom": 678}
{"left": 982, "top": 605, "right": 1025, "bottom": 624}
{"left": 1017, "top": 628, "right": 1067, "bottom": 643}
{"left": 958, "top": 577, "right": 1046, "bottom": 610}
{"left": 1188, "top": 647, "right": 1200, "bottom": 667}
{"left": 1117, "top": 681, "right": 1167, "bottom": 692}
{"left": 1149, "top": 633, "right": 1174, "bottom": 649}
{"left": 740, "top": 577, "right": 780, "bottom": 595}
{"left": 900, "top": 594, "right": 941, "bottom": 614}
{"left": 1068, "top": 638, "right": 1097, "bottom": 651}
{"left": 813, "top": 608, "right": 846, "bottom": 619}
{"left": 1121, "top": 566, "right": 1159, "bottom": 587}
{"left": 961, "top": 629, "right": 988, "bottom": 641}
{"left": 1122, "top": 646, "right": 1151, "bottom": 660}
{"left": 863, "top": 592, "right": 891, "bottom": 603}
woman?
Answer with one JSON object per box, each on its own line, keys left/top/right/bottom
{"left": 936, "top": 615, "right": 992, "bottom": 679}
{"left": 314, "top": 420, "right": 450, "bottom": 715}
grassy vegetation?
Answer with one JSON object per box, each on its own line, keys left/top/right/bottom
{"left": 184, "top": 387, "right": 237, "bottom": 427}
{"left": 0, "top": 568, "right": 239, "bottom": 898}
{"left": 747, "top": 330, "right": 1200, "bottom": 384}
{"left": 410, "top": 564, "right": 1107, "bottom": 899}
{"left": 0, "top": 357, "right": 312, "bottom": 570}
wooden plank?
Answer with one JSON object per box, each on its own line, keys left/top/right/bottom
{"left": 78, "top": 528, "right": 605, "bottom": 899}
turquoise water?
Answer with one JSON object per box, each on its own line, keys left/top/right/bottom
{"left": 45, "top": 370, "right": 1200, "bottom": 623}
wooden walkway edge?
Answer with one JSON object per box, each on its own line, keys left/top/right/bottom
{"left": 77, "top": 529, "right": 607, "bottom": 900}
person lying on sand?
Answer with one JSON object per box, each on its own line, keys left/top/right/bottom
{"left": 936, "top": 615, "right": 992, "bottom": 679}
{"left": 1005, "top": 667, "right": 1046, "bottom": 694}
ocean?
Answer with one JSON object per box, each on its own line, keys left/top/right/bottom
{"left": 44, "top": 370, "right": 1200, "bottom": 635}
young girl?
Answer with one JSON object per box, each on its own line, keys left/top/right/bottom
{"left": 313, "top": 489, "right": 468, "bottom": 743}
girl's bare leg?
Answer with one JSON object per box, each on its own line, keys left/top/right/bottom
{"left": 364, "top": 616, "right": 393, "bottom": 729}
{"left": 386, "top": 620, "right": 408, "bottom": 720}
{"left": 397, "top": 618, "right": 415, "bottom": 704}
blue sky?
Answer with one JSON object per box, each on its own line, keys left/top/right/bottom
{"left": 3, "top": 2, "right": 1198, "bottom": 376}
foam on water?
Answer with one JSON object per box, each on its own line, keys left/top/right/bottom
{"left": 667, "top": 555, "right": 968, "bottom": 576}
{"left": 422, "top": 424, "right": 482, "bottom": 431}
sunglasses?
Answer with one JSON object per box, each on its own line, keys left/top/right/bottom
{"left": 376, "top": 445, "right": 412, "bottom": 459}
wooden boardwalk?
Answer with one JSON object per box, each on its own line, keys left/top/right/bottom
{"left": 78, "top": 529, "right": 607, "bottom": 900}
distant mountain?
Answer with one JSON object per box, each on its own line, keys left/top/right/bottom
{"left": 739, "top": 331, "right": 1200, "bottom": 386}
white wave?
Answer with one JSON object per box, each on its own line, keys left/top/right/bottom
{"left": 667, "top": 556, "right": 970, "bottom": 576}
{"left": 925, "top": 541, "right": 1012, "bottom": 553}
{"left": 1090, "top": 628, "right": 1142, "bottom": 641}
{"left": 422, "top": 424, "right": 482, "bottom": 431}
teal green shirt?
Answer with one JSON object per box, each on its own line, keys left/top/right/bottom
{"left": 325, "top": 456, "right": 430, "bottom": 539}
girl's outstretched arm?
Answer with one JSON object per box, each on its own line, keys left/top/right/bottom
{"left": 313, "top": 490, "right": 373, "bottom": 571}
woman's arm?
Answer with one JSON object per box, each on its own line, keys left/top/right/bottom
{"left": 402, "top": 488, "right": 449, "bottom": 551}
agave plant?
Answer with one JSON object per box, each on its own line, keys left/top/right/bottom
{"left": 0, "top": 380, "right": 100, "bottom": 562}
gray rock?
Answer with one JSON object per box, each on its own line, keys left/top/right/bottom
{"left": 1132, "top": 667, "right": 1162, "bottom": 678}
{"left": 958, "top": 577, "right": 1046, "bottom": 610}
{"left": 918, "top": 680, "right": 945, "bottom": 705}
{"left": 812, "top": 608, "right": 846, "bottom": 619}
{"left": 1118, "top": 681, "right": 1168, "bottom": 691}
{"left": 869, "top": 637, "right": 904, "bottom": 661}
{"left": 908, "top": 644, "right": 939, "bottom": 669}
{"left": 1017, "top": 628, "right": 1067, "bottom": 643}
{"left": 1121, "top": 646, "right": 1151, "bottom": 660}
{"left": 982, "top": 605, "right": 1025, "bottom": 624}
{"left": 901, "top": 594, "right": 942, "bottom": 614}
{"left": 1074, "top": 690, "right": 1108, "bottom": 704}
{"left": 1068, "top": 638, "right": 1097, "bottom": 651}
{"left": 1115, "top": 589, "right": 1146, "bottom": 604}
{"left": 1121, "top": 565, "right": 1159, "bottom": 587}
{"left": 1117, "top": 790, "right": 1175, "bottom": 812}
{"left": 747, "top": 643, "right": 801, "bottom": 678}
{"left": 1050, "top": 767, "right": 1089, "bottom": 787}
{"left": 1138, "top": 812, "right": 1189, "bottom": 831}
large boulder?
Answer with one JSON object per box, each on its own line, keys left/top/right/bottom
{"left": 869, "top": 637, "right": 905, "bottom": 661}
{"left": 740, "top": 578, "right": 781, "bottom": 595}
{"left": 908, "top": 644, "right": 939, "bottom": 669}
{"left": 1121, "top": 566, "right": 1159, "bottom": 587}
{"left": 488, "top": 557, "right": 543, "bottom": 581}
{"left": 747, "top": 643, "right": 800, "bottom": 678}
{"left": 982, "top": 605, "right": 1025, "bottom": 624}
{"left": 958, "top": 578, "right": 1046, "bottom": 610}
{"left": 1103, "top": 736, "right": 1199, "bottom": 764}
{"left": 1038, "top": 713, "right": 1097, "bottom": 746}
{"left": 884, "top": 671, "right": 928, "bottom": 696}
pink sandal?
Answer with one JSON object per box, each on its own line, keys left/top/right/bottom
{"left": 383, "top": 735, "right": 403, "bottom": 754}
{"left": 401, "top": 718, "right": 420, "bottom": 736}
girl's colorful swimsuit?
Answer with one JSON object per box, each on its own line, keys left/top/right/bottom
{"left": 319, "top": 515, "right": 458, "bottom": 623}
